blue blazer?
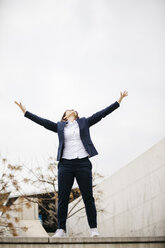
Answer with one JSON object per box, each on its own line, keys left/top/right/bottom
{"left": 24, "top": 101, "right": 120, "bottom": 161}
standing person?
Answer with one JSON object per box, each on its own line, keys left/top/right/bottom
{"left": 14, "top": 90, "right": 128, "bottom": 237}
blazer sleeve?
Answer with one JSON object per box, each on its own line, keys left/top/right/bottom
{"left": 86, "top": 101, "right": 120, "bottom": 127}
{"left": 24, "top": 111, "right": 57, "bottom": 133}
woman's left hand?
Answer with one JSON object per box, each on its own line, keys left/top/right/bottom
{"left": 117, "top": 90, "right": 128, "bottom": 104}
{"left": 120, "top": 90, "right": 128, "bottom": 98}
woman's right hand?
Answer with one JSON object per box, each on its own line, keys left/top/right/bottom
{"left": 14, "top": 101, "right": 26, "bottom": 114}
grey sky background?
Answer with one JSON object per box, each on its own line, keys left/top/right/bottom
{"left": 0, "top": 0, "right": 164, "bottom": 193}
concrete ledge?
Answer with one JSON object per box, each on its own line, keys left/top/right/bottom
{"left": 0, "top": 236, "right": 164, "bottom": 248}
{"left": 0, "top": 236, "right": 164, "bottom": 243}
{"left": 50, "top": 236, "right": 165, "bottom": 243}
{"left": 0, "top": 237, "right": 49, "bottom": 243}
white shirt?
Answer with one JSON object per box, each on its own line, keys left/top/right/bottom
{"left": 61, "top": 119, "right": 90, "bottom": 159}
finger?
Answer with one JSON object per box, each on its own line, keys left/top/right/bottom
{"left": 14, "top": 101, "right": 19, "bottom": 106}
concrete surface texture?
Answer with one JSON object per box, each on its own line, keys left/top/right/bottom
{"left": 67, "top": 137, "right": 165, "bottom": 237}
{"left": 0, "top": 236, "right": 165, "bottom": 248}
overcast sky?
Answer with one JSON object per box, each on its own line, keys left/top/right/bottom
{"left": 0, "top": 0, "right": 164, "bottom": 193}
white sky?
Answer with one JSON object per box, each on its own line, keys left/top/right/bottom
{"left": 0, "top": 0, "right": 165, "bottom": 193}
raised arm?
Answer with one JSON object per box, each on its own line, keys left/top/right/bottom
{"left": 86, "top": 90, "right": 128, "bottom": 127}
{"left": 14, "top": 101, "right": 57, "bottom": 133}
{"left": 86, "top": 101, "right": 120, "bottom": 127}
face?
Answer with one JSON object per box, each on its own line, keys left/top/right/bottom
{"left": 64, "top": 109, "right": 77, "bottom": 120}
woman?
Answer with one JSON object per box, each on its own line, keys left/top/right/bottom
{"left": 14, "top": 90, "right": 128, "bottom": 237}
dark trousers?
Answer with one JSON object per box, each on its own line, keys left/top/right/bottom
{"left": 57, "top": 156, "right": 97, "bottom": 231}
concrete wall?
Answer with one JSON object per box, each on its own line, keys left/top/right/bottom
{"left": 1, "top": 197, "right": 48, "bottom": 237}
{"left": 67, "top": 138, "right": 165, "bottom": 237}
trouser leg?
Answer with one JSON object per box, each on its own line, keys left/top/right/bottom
{"left": 57, "top": 162, "right": 74, "bottom": 231}
{"left": 75, "top": 159, "right": 97, "bottom": 228}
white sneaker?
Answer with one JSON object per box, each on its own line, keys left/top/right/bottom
{"left": 52, "top": 229, "right": 66, "bottom": 237}
{"left": 90, "top": 228, "right": 100, "bottom": 237}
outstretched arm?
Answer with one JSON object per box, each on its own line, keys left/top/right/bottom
{"left": 14, "top": 101, "right": 57, "bottom": 133}
{"left": 86, "top": 90, "right": 128, "bottom": 127}
{"left": 24, "top": 111, "right": 57, "bottom": 133}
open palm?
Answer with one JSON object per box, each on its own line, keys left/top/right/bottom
{"left": 14, "top": 101, "right": 26, "bottom": 114}
{"left": 120, "top": 90, "right": 128, "bottom": 98}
